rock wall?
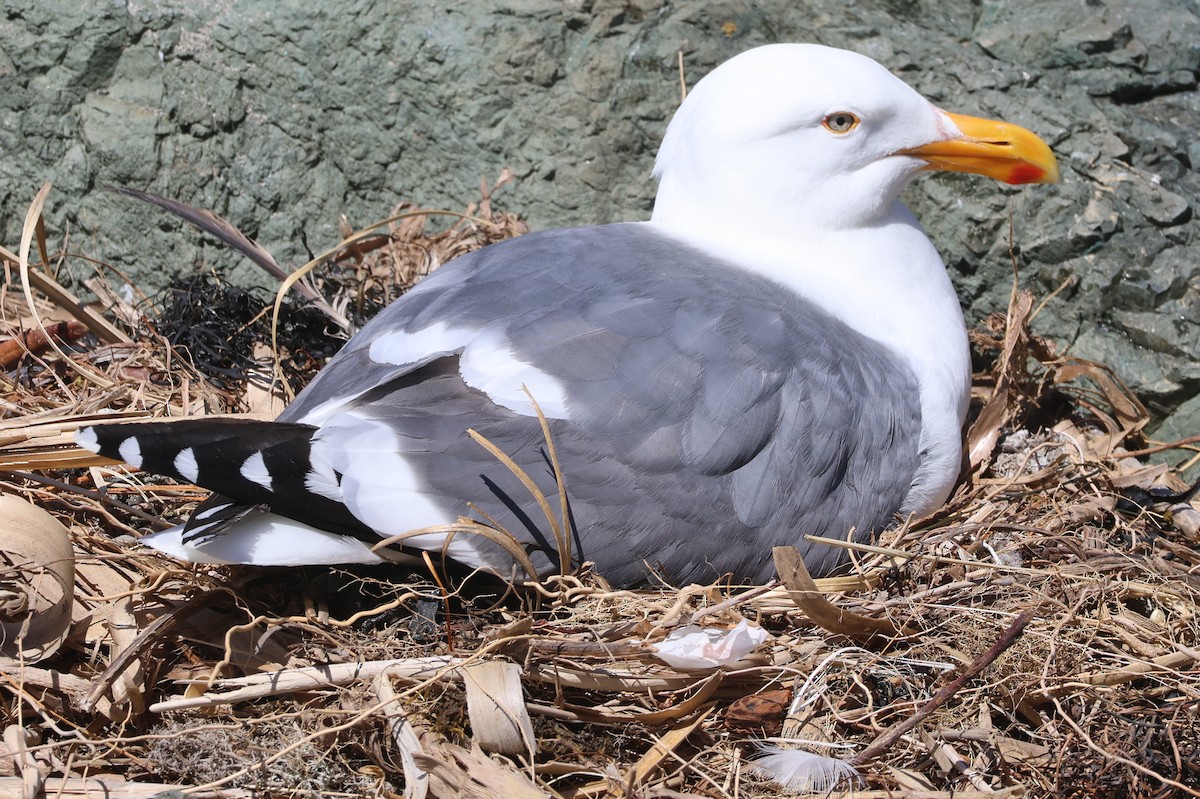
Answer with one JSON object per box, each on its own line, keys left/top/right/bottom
{"left": 1, "top": 0, "right": 1197, "bottom": 444}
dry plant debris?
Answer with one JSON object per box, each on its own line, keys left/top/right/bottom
{"left": 0, "top": 182, "right": 1198, "bottom": 799}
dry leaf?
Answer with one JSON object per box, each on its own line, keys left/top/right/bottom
{"left": 0, "top": 496, "right": 75, "bottom": 663}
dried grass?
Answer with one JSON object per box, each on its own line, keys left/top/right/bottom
{"left": 0, "top": 183, "right": 1197, "bottom": 798}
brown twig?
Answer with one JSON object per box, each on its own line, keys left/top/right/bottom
{"left": 849, "top": 608, "right": 1036, "bottom": 766}
{"left": 1120, "top": 435, "right": 1200, "bottom": 458}
{"left": 773, "top": 545, "right": 912, "bottom": 640}
{"left": 0, "top": 321, "right": 89, "bottom": 368}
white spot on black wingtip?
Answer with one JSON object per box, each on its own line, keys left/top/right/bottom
{"left": 194, "top": 503, "right": 231, "bottom": 521}
{"left": 240, "top": 451, "right": 273, "bottom": 491}
{"left": 75, "top": 427, "right": 100, "bottom": 453}
{"left": 174, "top": 447, "right": 199, "bottom": 482}
{"left": 118, "top": 437, "right": 143, "bottom": 468}
{"left": 182, "top": 519, "right": 223, "bottom": 542}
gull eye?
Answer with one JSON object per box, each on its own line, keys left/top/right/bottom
{"left": 822, "top": 111, "right": 860, "bottom": 134}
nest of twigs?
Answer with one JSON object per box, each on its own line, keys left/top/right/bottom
{"left": 0, "top": 179, "right": 1197, "bottom": 799}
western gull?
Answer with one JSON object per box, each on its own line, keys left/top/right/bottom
{"left": 76, "top": 44, "right": 1058, "bottom": 587}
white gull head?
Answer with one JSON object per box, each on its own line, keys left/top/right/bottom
{"left": 649, "top": 43, "right": 1057, "bottom": 516}
{"left": 654, "top": 44, "right": 950, "bottom": 232}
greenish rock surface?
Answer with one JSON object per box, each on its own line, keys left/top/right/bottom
{"left": 1, "top": 0, "right": 1197, "bottom": 455}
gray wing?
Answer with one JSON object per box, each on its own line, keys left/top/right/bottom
{"left": 278, "top": 223, "right": 922, "bottom": 585}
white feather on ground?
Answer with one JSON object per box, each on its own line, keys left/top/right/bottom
{"left": 751, "top": 745, "right": 862, "bottom": 793}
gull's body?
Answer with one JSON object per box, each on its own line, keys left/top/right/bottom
{"left": 78, "top": 44, "right": 1056, "bottom": 586}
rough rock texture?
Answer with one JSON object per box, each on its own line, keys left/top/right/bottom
{"left": 1, "top": 0, "right": 1197, "bottom": 444}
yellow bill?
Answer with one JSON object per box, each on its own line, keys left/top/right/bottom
{"left": 902, "top": 110, "right": 1059, "bottom": 185}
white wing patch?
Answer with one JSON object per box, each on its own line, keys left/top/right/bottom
{"left": 458, "top": 328, "right": 569, "bottom": 419}
{"left": 368, "top": 320, "right": 462, "bottom": 367}
{"left": 316, "top": 321, "right": 570, "bottom": 422}
{"left": 299, "top": 321, "right": 469, "bottom": 425}
{"left": 174, "top": 448, "right": 200, "bottom": 482}
{"left": 313, "top": 414, "right": 454, "bottom": 534}
{"left": 304, "top": 457, "right": 344, "bottom": 502}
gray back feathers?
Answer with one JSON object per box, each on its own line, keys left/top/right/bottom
{"left": 280, "top": 223, "right": 923, "bottom": 584}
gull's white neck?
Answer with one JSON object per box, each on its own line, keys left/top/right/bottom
{"left": 648, "top": 202, "right": 971, "bottom": 514}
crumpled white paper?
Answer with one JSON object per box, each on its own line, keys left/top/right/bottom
{"left": 653, "top": 619, "right": 770, "bottom": 669}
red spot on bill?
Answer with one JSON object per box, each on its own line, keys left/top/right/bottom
{"left": 1006, "top": 163, "right": 1046, "bottom": 184}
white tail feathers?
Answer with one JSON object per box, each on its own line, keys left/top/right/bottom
{"left": 140, "top": 515, "right": 386, "bottom": 566}
{"left": 751, "top": 745, "right": 861, "bottom": 793}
